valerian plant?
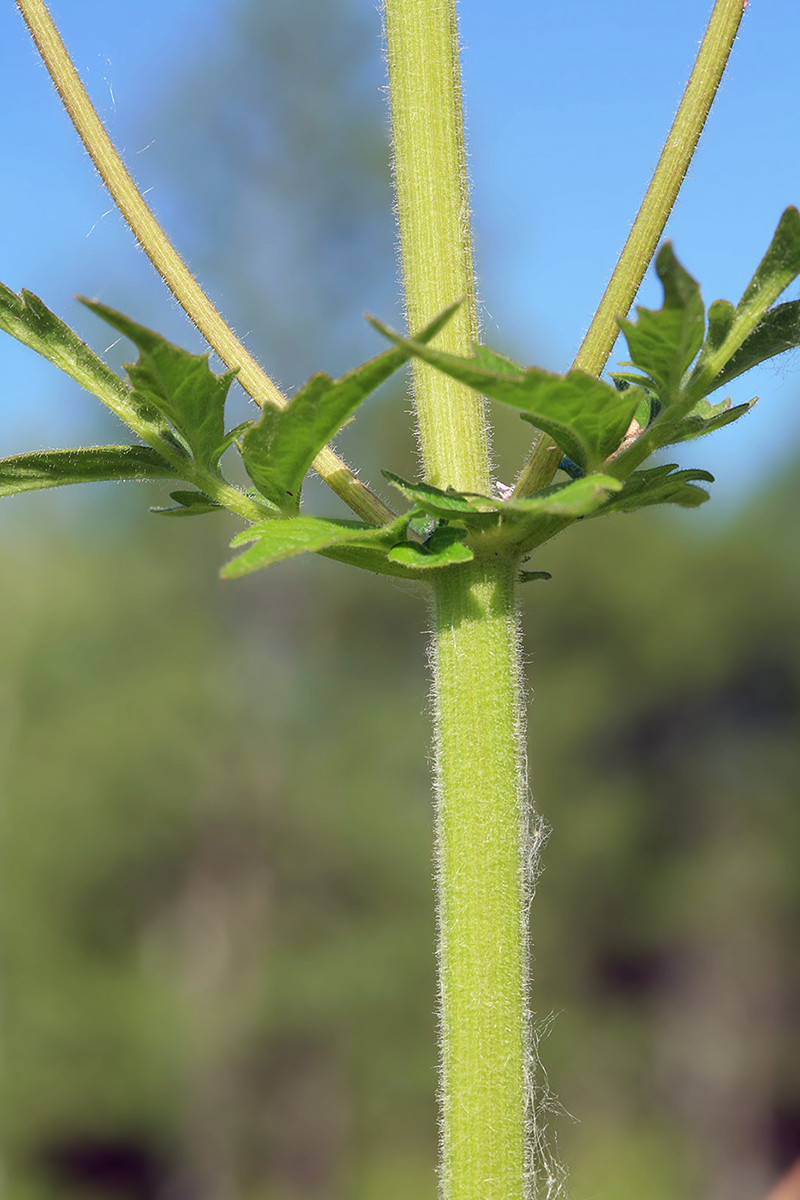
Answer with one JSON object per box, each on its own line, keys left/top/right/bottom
{"left": 3, "top": 1, "right": 800, "bottom": 1198}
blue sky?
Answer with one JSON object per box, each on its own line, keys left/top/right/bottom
{"left": 2, "top": 0, "right": 800, "bottom": 516}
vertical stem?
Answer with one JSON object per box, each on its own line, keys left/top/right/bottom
{"left": 383, "top": 0, "right": 489, "bottom": 494}
{"left": 383, "top": 3, "right": 531, "bottom": 1198}
{"left": 432, "top": 556, "right": 529, "bottom": 1200}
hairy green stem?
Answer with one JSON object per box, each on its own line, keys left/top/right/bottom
{"left": 383, "top": 0, "right": 489, "bottom": 494}
{"left": 15, "top": 0, "right": 394, "bottom": 527}
{"left": 384, "top": 3, "right": 531, "bottom": 1197}
{"left": 514, "top": 0, "right": 746, "bottom": 499}
{"left": 432, "top": 555, "right": 530, "bottom": 1200}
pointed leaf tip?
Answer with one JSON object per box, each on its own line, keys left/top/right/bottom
{"left": 81, "top": 298, "right": 237, "bottom": 470}
{"left": 242, "top": 305, "right": 461, "bottom": 511}
{"left": 619, "top": 245, "right": 705, "bottom": 404}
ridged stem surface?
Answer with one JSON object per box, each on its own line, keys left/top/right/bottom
{"left": 432, "top": 556, "right": 529, "bottom": 1200}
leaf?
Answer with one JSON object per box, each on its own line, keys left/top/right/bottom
{"left": 151, "top": 490, "right": 225, "bottom": 516}
{"left": 705, "top": 301, "right": 800, "bottom": 394}
{"left": 0, "top": 285, "right": 180, "bottom": 449}
{"left": 689, "top": 210, "right": 800, "bottom": 394}
{"left": 316, "top": 541, "right": 427, "bottom": 579}
{"left": 81, "top": 299, "right": 236, "bottom": 470}
{"left": 368, "top": 318, "right": 640, "bottom": 473}
{"left": 703, "top": 298, "right": 736, "bottom": 358}
{"left": 738, "top": 206, "right": 800, "bottom": 316}
{"left": 221, "top": 514, "right": 411, "bottom": 579}
{"left": 617, "top": 243, "right": 705, "bottom": 404}
{"left": 0, "top": 445, "right": 179, "bottom": 497}
{"left": 241, "top": 303, "right": 460, "bottom": 511}
{"left": 664, "top": 397, "right": 754, "bottom": 446}
{"left": 469, "top": 345, "right": 526, "bottom": 374}
{"left": 597, "top": 464, "right": 714, "bottom": 515}
{"left": 387, "top": 526, "right": 473, "bottom": 569}
{"left": 382, "top": 470, "right": 500, "bottom": 525}
{"left": 504, "top": 473, "right": 623, "bottom": 518}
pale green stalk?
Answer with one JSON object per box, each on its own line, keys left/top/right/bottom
{"left": 514, "top": 0, "right": 746, "bottom": 500}
{"left": 384, "top": 3, "right": 531, "bottom": 1198}
{"left": 432, "top": 553, "right": 531, "bottom": 1200}
{"left": 383, "top": 0, "right": 489, "bottom": 495}
{"left": 15, "top": 0, "right": 394, "bottom": 528}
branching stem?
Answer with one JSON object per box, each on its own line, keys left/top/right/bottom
{"left": 514, "top": 0, "right": 746, "bottom": 500}
{"left": 15, "top": 0, "right": 394, "bottom": 526}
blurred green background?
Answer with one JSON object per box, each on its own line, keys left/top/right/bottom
{"left": 2, "top": 2, "right": 800, "bottom": 1199}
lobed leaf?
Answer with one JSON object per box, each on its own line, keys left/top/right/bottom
{"left": 597, "top": 464, "right": 714, "bottom": 515}
{"left": 81, "top": 300, "right": 236, "bottom": 470}
{"left": 0, "top": 285, "right": 180, "bottom": 449}
{"left": 664, "top": 397, "right": 754, "bottom": 446}
{"left": 369, "top": 318, "right": 639, "bottom": 473}
{"left": 382, "top": 470, "right": 499, "bottom": 525}
{"left": 0, "top": 445, "right": 179, "bottom": 497}
{"left": 737, "top": 206, "right": 800, "bottom": 317}
{"left": 705, "top": 301, "right": 800, "bottom": 394}
{"left": 689, "top": 209, "right": 800, "bottom": 394}
{"left": 221, "top": 514, "right": 412, "bottom": 579}
{"left": 617, "top": 243, "right": 705, "bottom": 405}
{"left": 503, "top": 473, "right": 623, "bottom": 518}
{"left": 387, "top": 526, "right": 473, "bottom": 569}
{"left": 241, "top": 304, "right": 460, "bottom": 511}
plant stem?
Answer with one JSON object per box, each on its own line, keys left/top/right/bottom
{"left": 383, "top": 0, "right": 489, "bottom": 494}
{"left": 433, "top": 554, "right": 530, "bottom": 1200}
{"left": 15, "top": 0, "right": 394, "bottom": 528}
{"left": 384, "top": 3, "right": 531, "bottom": 1197}
{"left": 514, "top": 0, "right": 746, "bottom": 500}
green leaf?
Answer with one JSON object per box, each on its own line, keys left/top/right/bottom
{"left": 368, "top": 318, "right": 639, "bottom": 473}
{"left": 689, "top": 210, "right": 800, "bottom": 394}
{"left": 469, "top": 345, "right": 526, "bottom": 374}
{"left": 510, "top": 370, "right": 640, "bottom": 472}
{"left": 0, "top": 445, "right": 179, "bottom": 497}
{"left": 221, "top": 514, "right": 411, "bottom": 579}
{"left": 382, "top": 470, "right": 622, "bottom": 531}
{"left": 703, "top": 298, "right": 736, "bottom": 359}
{"left": 0, "top": 285, "right": 180, "bottom": 449}
{"left": 738, "top": 206, "right": 800, "bottom": 316}
{"left": 705, "top": 301, "right": 800, "bottom": 394}
{"left": 617, "top": 243, "right": 705, "bottom": 405}
{"left": 504, "top": 473, "right": 623, "bottom": 518}
{"left": 316, "top": 541, "right": 426, "bottom": 579}
{"left": 81, "top": 299, "right": 236, "bottom": 470}
{"left": 382, "top": 470, "right": 499, "bottom": 525}
{"left": 241, "top": 304, "right": 460, "bottom": 511}
{"left": 387, "top": 526, "right": 473, "bottom": 569}
{"left": 151, "top": 490, "right": 225, "bottom": 517}
{"left": 597, "top": 464, "right": 714, "bottom": 515}
{"left": 664, "top": 397, "right": 754, "bottom": 446}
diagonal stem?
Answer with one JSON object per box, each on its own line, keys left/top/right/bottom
{"left": 513, "top": 0, "right": 746, "bottom": 500}
{"left": 15, "top": 0, "right": 395, "bottom": 527}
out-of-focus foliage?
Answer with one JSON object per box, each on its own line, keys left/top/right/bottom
{"left": 0, "top": 510, "right": 438, "bottom": 1200}
{"left": 0, "top": 484, "right": 799, "bottom": 1200}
